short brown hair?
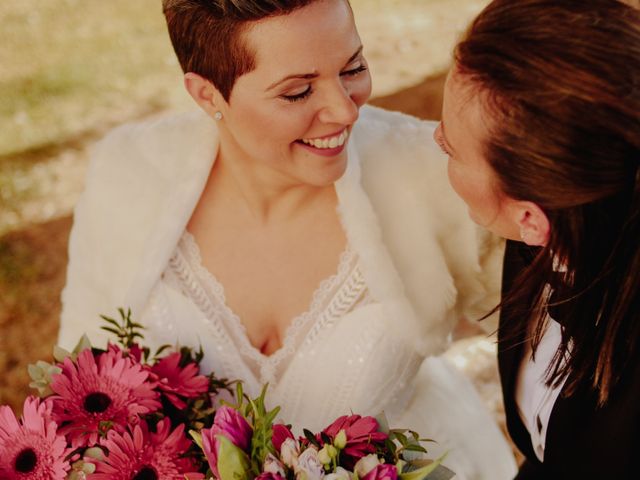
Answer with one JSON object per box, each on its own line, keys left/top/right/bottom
{"left": 162, "top": 0, "right": 319, "bottom": 101}
{"left": 455, "top": 0, "right": 640, "bottom": 404}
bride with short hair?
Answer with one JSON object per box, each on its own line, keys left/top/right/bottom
{"left": 59, "top": 1, "right": 517, "bottom": 478}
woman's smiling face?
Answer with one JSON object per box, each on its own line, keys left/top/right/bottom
{"left": 435, "top": 69, "right": 522, "bottom": 241}
{"left": 214, "top": 0, "right": 372, "bottom": 188}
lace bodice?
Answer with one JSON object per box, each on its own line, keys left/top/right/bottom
{"left": 141, "top": 232, "right": 423, "bottom": 431}
{"left": 168, "top": 232, "right": 373, "bottom": 386}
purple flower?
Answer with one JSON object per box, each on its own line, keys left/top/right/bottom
{"left": 201, "top": 406, "right": 252, "bottom": 478}
{"left": 272, "top": 424, "right": 294, "bottom": 451}
{"left": 294, "top": 447, "right": 324, "bottom": 480}
{"left": 361, "top": 464, "right": 398, "bottom": 480}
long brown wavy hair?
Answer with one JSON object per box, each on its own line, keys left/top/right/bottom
{"left": 455, "top": 0, "right": 640, "bottom": 404}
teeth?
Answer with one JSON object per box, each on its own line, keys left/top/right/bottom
{"left": 302, "top": 130, "right": 348, "bottom": 149}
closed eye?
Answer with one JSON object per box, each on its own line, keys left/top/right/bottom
{"left": 340, "top": 64, "right": 368, "bottom": 77}
{"left": 281, "top": 86, "right": 312, "bottom": 103}
{"left": 280, "top": 63, "right": 367, "bottom": 103}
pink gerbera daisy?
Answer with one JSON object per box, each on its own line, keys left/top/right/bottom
{"left": 90, "top": 418, "right": 204, "bottom": 480}
{"left": 150, "top": 352, "right": 210, "bottom": 408}
{"left": 50, "top": 348, "right": 161, "bottom": 448}
{"left": 0, "top": 397, "right": 70, "bottom": 479}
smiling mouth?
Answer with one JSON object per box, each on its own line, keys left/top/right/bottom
{"left": 297, "top": 129, "right": 349, "bottom": 149}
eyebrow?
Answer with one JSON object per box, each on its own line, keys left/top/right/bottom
{"left": 266, "top": 45, "right": 364, "bottom": 92}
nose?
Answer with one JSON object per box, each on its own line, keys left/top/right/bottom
{"left": 317, "top": 80, "right": 360, "bottom": 126}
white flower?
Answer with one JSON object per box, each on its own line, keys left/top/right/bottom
{"left": 325, "top": 467, "right": 352, "bottom": 480}
{"left": 295, "top": 447, "right": 325, "bottom": 480}
{"left": 264, "top": 453, "right": 287, "bottom": 477}
{"left": 281, "top": 437, "right": 301, "bottom": 469}
{"left": 318, "top": 445, "right": 337, "bottom": 465}
{"left": 318, "top": 447, "right": 332, "bottom": 466}
{"left": 333, "top": 430, "right": 348, "bottom": 449}
{"left": 354, "top": 454, "right": 381, "bottom": 478}
{"left": 28, "top": 360, "right": 62, "bottom": 396}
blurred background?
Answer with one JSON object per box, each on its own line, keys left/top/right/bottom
{"left": 0, "top": 0, "right": 499, "bottom": 424}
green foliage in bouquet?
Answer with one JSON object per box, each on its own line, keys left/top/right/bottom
{"left": 196, "top": 385, "right": 455, "bottom": 480}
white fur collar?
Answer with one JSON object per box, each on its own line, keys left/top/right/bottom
{"left": 62, "top": 105, "right": 494, "bottom": 354}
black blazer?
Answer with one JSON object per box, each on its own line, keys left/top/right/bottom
{"left": 498, "top": 240, "right": 639, "bottom": 479}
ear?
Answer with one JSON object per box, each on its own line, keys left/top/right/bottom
{"left": 183, "top": 72, "right": 224, "bottom": 118}
{"left": 516, "top": 201, "right": 550, "bottom": 246}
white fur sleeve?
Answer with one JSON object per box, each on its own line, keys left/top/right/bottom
{"left": 58, "top": 126, "right": 136, "bottom": 349}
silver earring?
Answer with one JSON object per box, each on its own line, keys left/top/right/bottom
{"left": 214, "top": 111, "right": 223, "bottom": 121}
{"left": 520, "top": 226, "right": 529, "bottom": 243}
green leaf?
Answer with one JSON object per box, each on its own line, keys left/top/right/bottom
{"left": 265, "top": 406, "right": 280, "bottom": 424}
{"left": 400, "top": 454, "right": 451, "bottom": 480}
{"left": 375, "top": 412, "right": 390, "bottom": 434}
{"left": 321, "top": 432, "right": 332, "bottom": 445}
{"left": 73, "top": 334, "right": 93, "bottom": 354}
{"left": 53, "top": 346, "right": 72, "bottom": 363}
{"left": 384, "top": 438, "right": 398, "bottom": 456}
{"left": 154, "top": 344, "right": 171, "bottom": 357}
{"left": 217, "top": 434, "right": 251, "bottom": 480}
{"left": 419, "top": 438, "right": 436, "bottom": 444}
{"left": 303, "top": 429, "right": 320, "bottom": 448}
{"left": 236, "top": 383, "right": 244, "bottom": 407}
{"left": 394, "top": 432, "right": 409, "bottom": 447}
{"left": 100, "top": 326, "right": 121, "bottom": 336}
{"left": 99, "top": 315, "right": 120, "bottom": 327}
{"left": 402, "top": 444, "right": 428, "bottom": 454}
{"left": 189, "top": 430, "right": 204, "bottom": 450}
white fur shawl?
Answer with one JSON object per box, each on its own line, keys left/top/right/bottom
{"left": 59, "top": 105, "right": 503, "bottom": 354}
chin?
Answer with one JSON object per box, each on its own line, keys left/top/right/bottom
{"left": 304, "top": 154, "right": 348, "bottom": 187}
{"left": 310, "top": 167, "right": 347, "bottom": 187}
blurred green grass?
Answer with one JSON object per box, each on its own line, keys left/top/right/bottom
{"left": 0, "top": 0, "right": 184, "bottom": 158}
{"left": 0, "top": 0, "right": 442, "bottom": 224}
{"left": 0, "top": 0, "right": 419, "bottom": 159}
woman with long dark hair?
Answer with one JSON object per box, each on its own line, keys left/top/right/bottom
{"left": 436, "top": 0, "right": 640, "bottom": 477}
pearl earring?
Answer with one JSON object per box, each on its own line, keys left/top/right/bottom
{"left": 214, "top": 111, "right": 223, "bottom": 121}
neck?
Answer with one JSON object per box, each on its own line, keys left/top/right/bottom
{"left": 210, "top": 146, "right": 338, "bottom": 225}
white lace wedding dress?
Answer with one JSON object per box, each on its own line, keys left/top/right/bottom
{"left": 140, "top": 232, "right": 517, "bottom": 480}
{"left": 59, "top": 106, "right": 518, "bottom": 479}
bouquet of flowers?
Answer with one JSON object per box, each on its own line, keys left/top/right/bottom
{"left": 194, "top": 384, "right": 454, "bottom": 480}
{"left": 1, "top": 310, "right": 454, "bottom": 480}
{"left": 0, "top": 309, "right": 231, "bottom": 479}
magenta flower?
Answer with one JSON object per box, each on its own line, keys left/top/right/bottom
{"left": 362, "top": 464, "right": 398, "bottom": 480}
{"left": 90, "top": 418, "right": 204, "bottom": 479}
{"left": 321, "top": 415, "right": 387, "bottom": 468}
{"left": 272, "top": 423, "right": 295, "bottom": 451}
{"left": 0, "top": 397, "right": 70, "bottom": 479}
{"left": 201, "top": 406, "right": 253, "bottom": 478}
{"left": 125, "top": 343, "right": 144, "bottom": 363}
{"left": 150, "top": 352, "right": 210, "bottom": 408}
{"left": 50, "top": 348, "right": 161, "bottom": 448}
